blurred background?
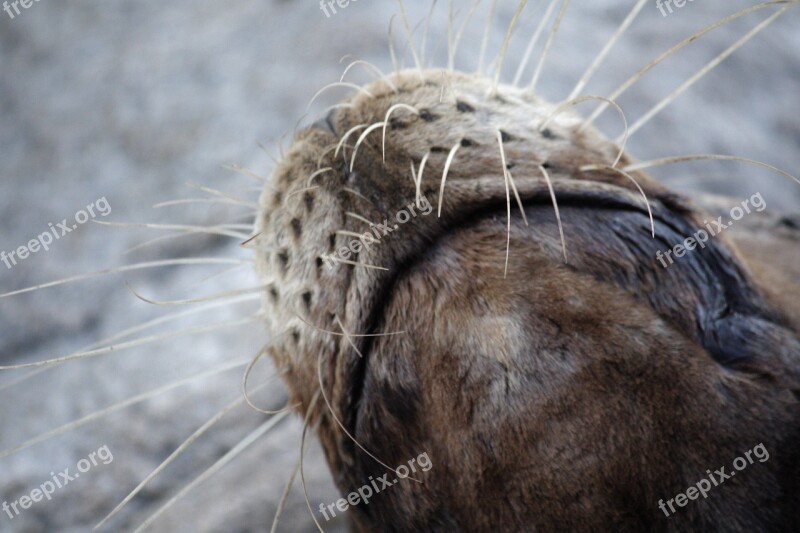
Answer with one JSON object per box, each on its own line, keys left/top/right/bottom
{"left": 0, "top": 1, "right": 797, "bottom": 531}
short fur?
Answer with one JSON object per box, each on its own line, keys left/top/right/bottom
{"left": 255, "top": 69, "right": 800, "bottom": 531}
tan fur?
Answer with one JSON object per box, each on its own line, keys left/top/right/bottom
{"left": 255, "top": 70, "right": 799, "bottom": 531}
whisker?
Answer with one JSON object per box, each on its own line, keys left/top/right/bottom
{"left": 350, "top": 122, "right": 386, "bottom": 172}
{"left": 92, "top": 220, "right": 250, "bottom": 240}
{"left": 624, "top": 5, "right": 792, "bottom": 141}
{"left": 496, "top": 131, "right": 513, "bottom": 277}
{"left": 0, "top": 296, "right": 254, "bottom": 390}
{"left": 494, "top": 130, "right": 527, "bottom": 226}
{"left": 0, "top": 258, "right": 246, "bottom": 299}
{"left": 619, "top": 155, "right": 800, "bottom": 186}
{"left": 336, "top": 230, "right": 366, "bottom": 239}
{"left": 0, "top": 317, "right": 256, "bottom": 370}
{"left": 512, "top": 0, "right": 559, "bottom": 87}
{"left": 94, "top": 381, "right": 277, "bottom": 530}
{"left": 306, "top": 167, "right": 333, "bottom": 186}
{"left": 395, "top": 0, "right": 423, "bottom": 73}
{"left": 416, "top": 152, "right": 431, "bottom": 208}
{"left": 243, "top": 349, "right": 296, "bottom": 415}
{"left": 341, "top": 187, "right": 374, "bottom": 205}
{"left": 345, "top": 211, "right": 375, "bottom": 226}
{"left": 528, "top": 0, "right": 570, "bottom": 92}
{"left": 340, "top": 59, "right": 398, "bottom": 93}
{"left": 451, "top": 0, "right": 483, "bottom": 71}
{"left": 538, "top": 164, "right": 567, "bottom": 262}
{"left": 336, "top": 315, "right": 365, "bottom": 359}
{"left": 478, "top": 0, "right": 499, "bottom": 74}
{"left": 566, "top": 0, "right": 648, "bottom": 100}
{"left": 222, "top": 164, "right": 267, "bottom": 183}
{"left": 294, "top": 311, "right": 405, "bottom": 338}
{"left": 438, "top": 143, "right": 462, "bottom": 217}
{"left": 585, "top": 1, "right": 790, "bottom": 125}
{"left": 307, "top": 82, "right": 374, "bottom": 112}
{"left": 581, "top": 165, "right": 656, "bottom": 238}
{"left": 287, "top": 186, "right": 321, "bottom": 201}
{"left": 383, "top": 104, "right": 419, "bottom": 162}
{"left": 126, "top": 283, "right": 267, "bottom": 307}
{"left": 316, "top": 351, "right": 420, "bottom": 483}
{"left": 270, "top": 454, "right": 302, "bottom": 533}
{"left": 492, "top": 0, "right": 529, "bottom": 93}
{"left": 153, "top": 198, "right": 255, "bottom": 210}
{"left": 321, "top": 256, "right": 389, "bottom": 271}
{"left": 388, "top": 15, "right": 400, "bottom": 73}
{"left": 421, "top": 0, "right": 439, "bottom": 68}
{"left": 132, "top": 410, "right": 291, "bottom": 533}
{"left": 335, "top": 124, "right": 369, "bottom": 161}
{"left": 300, "top": 392, "right": 325, "bottom": 533}
{"left": 0, "top": 360, "right": 248, "bottom": 458}
{"left": 187, "top": 182, "right": 260, "bottom": 208}
{"left": 542, "top": 95, "right": 628, "bottom": 167}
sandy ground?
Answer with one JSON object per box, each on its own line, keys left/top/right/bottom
{"left": 0, "top": 1, "right": 798, "bottom": 531}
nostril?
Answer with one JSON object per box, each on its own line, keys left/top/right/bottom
{"left": 311, "top": 108, "right": 338, "bottom": 135}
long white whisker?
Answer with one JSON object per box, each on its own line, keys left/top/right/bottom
{"left": 0, "top": 317, "right": 255, "bottom": 370}
{"left": 416, "top": 152, "right": 431, "bottom": 208}
{"left": 336, "top": 124, "right": 369, "bottom": 161}
{"left": 492, "top": 0, "right": 529, "bottom": 93}
{"left": 306, "top": 167, "right": 333, "bottom": 186}
{"left": 542, "top": 95, "right": 628, "bottom": 167}
{"left": 300, "top": 392, "right": 324, "bottom": 533}
{"left": 316, "top": 351, "right": 420, "bottom": 483}
{"left": 438, "top": 143, "right": 462, "bottom": 216}
{"left": 478, "top": 0, "right": 499, "bottom": 74}
{"left": 512, "top": 0, "right": 559, "bottom": 87}
{"left": 153, "top": 198, "right": 254, "bottom": 210}
{"left": 388, "top": 15, "right": 399, "bottom": 73}
{"left": 451, "top": 0, "right": 483, "bottom": 71}
{"left": 566, "top": 0, "right": 648, "bottom": 100}
{"left": 92, "top": 220, "right": 250, "bottom": 240}
{"left": 126, "top": 283, "right": 267, "bottom": 307}
{"left": 307, "top": 82, "right": 373, "bottom": 112}
{"left": 0, "top": 296, "right": 257, "bottom": 390}
{"left": 0, "top": 258, "right": 246, "bottom": 299}
{"left": 351, "top": 122, "right": 386, "bottom": 172}
{"left": 396, "top": 0, "right": 423, "bottom": 73}
{"left": 586, "top": 1, "right": 790, "bottom": 125}
{"left": 133, "top": 411, "right": 291, "bottom": 533}
{"left": 94, "top": 381, "right": 277, "bottom": 530}
{"left": 0, "top": 360, "right": 248, "bottom": 458}
{"left": 616, "top": 155, "right": 800, "bottom": 186}
{"left": 187, "top": 183, "right": 260, "bottom": 208}
{"left": 270, "top": 454, "right": 302, "bottom": 533}
{"left": 383, "top": 104, "right": 419, "bottom": 162}
{"left": 497, "top": 132, "right": 513, "bottom": 278}
{"left": 340, "top": 60, "right": 398, "bottom": 93}
{"left": 528, "top": 0, "right": 570, "bottom": 92}
{"left": 421, "top": 0, "right": 439, "bottom": 68}
{"left": 624, "top": 5, "right": 791, "bottom": 141}
{"left": 243, "top": 349, "right": 296, "bottom": 415}
{"left": 538, "top": 164, "right": 567, "bottom": 262}
{"left": 582, "top": 165, "right": 656, "bottom": 238}
{"left": 221, "top": 164, "right": 267, "bottom": 183}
